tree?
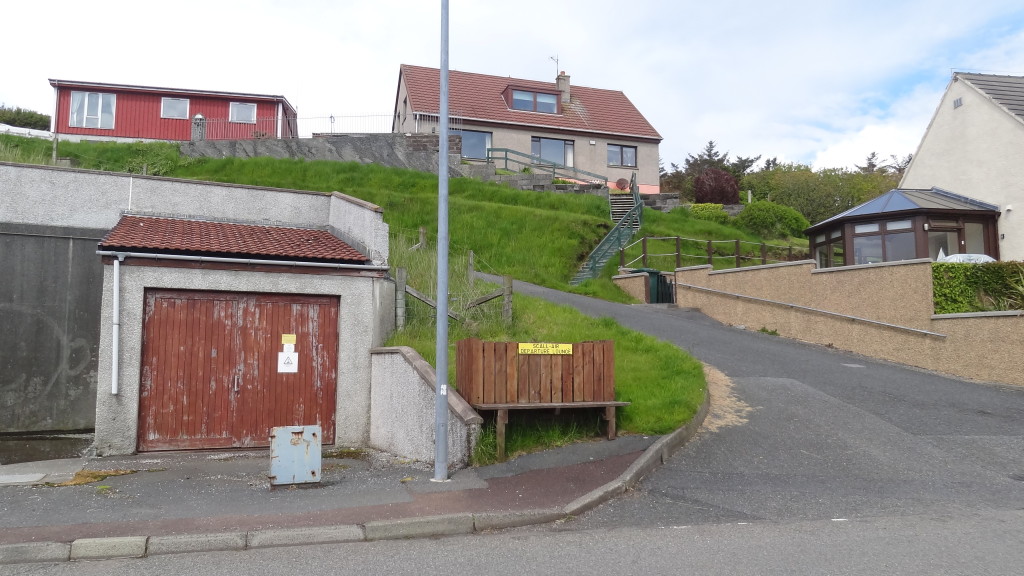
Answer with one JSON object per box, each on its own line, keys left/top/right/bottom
{"left": 856, "top": 152, "right": 883, "bottom": 174}
{"left": 659, "top": 161, "right": 687, "bottom": 197}
{"left": 664, "top": 141, "right": 760, "bottom": 202}
{"left": 0, "top": 105, "right": 51, "bottom": 131}
{"left": 741, "top": 163, "right": 898, "bottom": 225}
{"left": 694, "top": 168, "right": 740, "bottom": 204}
{"left": 885, "top": 153, "right": 913, "bottom": 176}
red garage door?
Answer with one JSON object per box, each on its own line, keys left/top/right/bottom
{"left": 138, "top": 290, "right": 338, "bottom": 451}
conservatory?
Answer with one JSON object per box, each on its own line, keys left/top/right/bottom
{"left": 806, "top": 187, "right": 1001, "bottom": 268}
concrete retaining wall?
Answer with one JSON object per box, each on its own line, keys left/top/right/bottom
{"left": 180, "top": 134, "right": 462, "bottom": 178}
{"left": 0, "top": 162, "right": 387, "bottom": 263}
{"left": 369, "top": 347, "right": 482, "bottom": 468}
{"left": 0, "top": 224, "right": 105, "bottom": 432}
{"left": 1, "top": 162, "right": 392, "bottom": 436}
{"left": 612, "top": 272, "right": 649, "bottom": 303}
{"left": 675, "top": 259, "right": 1024, "bottom": 386}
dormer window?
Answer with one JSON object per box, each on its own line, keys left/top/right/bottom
{"left": 510, "top": 89, "right": 558, "bottom": 113}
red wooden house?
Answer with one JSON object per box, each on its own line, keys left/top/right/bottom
{"left": 49, "top": 79, "right": 298, "bottom": 142}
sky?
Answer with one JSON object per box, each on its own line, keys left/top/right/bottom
{"left": 4, "top": 0, "right": 1024, "bottom": 171}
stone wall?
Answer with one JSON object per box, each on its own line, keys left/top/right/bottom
{"left": 180, "top": 134, "right": 463, "bottom": 177}
{"left": 675, "top": 259, "right": 1024, "bottom": 386}
{"left": 612, "top": 272, "right": 649, "bottom": 303}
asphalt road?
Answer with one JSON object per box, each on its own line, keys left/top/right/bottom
{"left": 505, "top": 279, "right": 1024, "bottom": 530}
{"left": 12, "top": 280, "right": 1023, "bottom": 575}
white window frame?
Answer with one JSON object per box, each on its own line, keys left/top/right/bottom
{"left": 161, "top": 97, "right": 190, "bottom": 119}
{"left": 452, "top": 129, "right": 492, "bottom": 159}
{"left": 69, "top": 91, "right": 116, "bottom": 130}
{"left": 229, "top": 102, "right": 257, "bottom": 124}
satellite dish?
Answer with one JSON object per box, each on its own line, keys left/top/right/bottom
{"left": 615, "top": 178, "right": 629, "bottom": 190}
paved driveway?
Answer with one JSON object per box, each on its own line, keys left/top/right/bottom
{"left": 489, "top": 276, "right": 1024, "bottom": 528}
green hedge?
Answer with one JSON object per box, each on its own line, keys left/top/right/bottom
{"left": 933, "top": 262, "right": 1024, "bottom": 313}
{"left": 735, "top": 201, "right": 809, "bottom": 239}
{"left": 686, "top": 203, "right": 732, "bottom": 226}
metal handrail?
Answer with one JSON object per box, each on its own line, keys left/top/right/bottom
{"left": 572, "top": 202, "right": 643, "bottom": 285}
{"left": 486, "top": 148, "right": 608, "bottom": 184}
{"left": 629, "top": 172, "right": 642, "bottom": 228}
{"left": 676, "top": 282, "right": 947, "bottom": 338}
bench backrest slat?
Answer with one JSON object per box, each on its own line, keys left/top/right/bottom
{"left": 456, "top": 339, "right": 615, "bottom": 406}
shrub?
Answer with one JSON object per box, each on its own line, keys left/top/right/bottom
{"left": 933, "top": 261, "right": 1024, "bottom": 313}
{"left": 0, "top": 105, "right": 51, "bottom": 131}
{"left": 687, "top": 203, "right": 731, "bottom": 225}
{"left": 694, "top": 168, "right": 739, "bottom": 204}
{"left": 735, "top": 201, "right": 809, "bottom": 239}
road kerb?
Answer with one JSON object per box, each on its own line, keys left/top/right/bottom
{"left": 364, "top": 514, "right": 475, "bottom": 540}
{"left": 0, "top": 542, "right": 70, "bottom": 565}
{"left": 473, "top": 509, "right": 565, "bottom": 531}
{"left": 148, "top": 532, "right": 247, "bottom": 556}
{"left": 248, "top": 525, "right": 365, "bottom": 548}
{"left": 70, "top": 536, "right": 147, "bottom": 561}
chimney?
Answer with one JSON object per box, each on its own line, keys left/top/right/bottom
{"left": 556, "top": 71, "right": 570, "bottom": 103}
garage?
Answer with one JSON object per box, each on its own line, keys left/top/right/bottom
{"left": 91, "top": 213, "right": 394, "bottom": 456}
{"left": 138, "top": 289, "right": 339, "bottom": 451}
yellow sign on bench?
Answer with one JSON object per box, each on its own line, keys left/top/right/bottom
{"left": 518, "top": 342, "right": 573, "bottom": 355}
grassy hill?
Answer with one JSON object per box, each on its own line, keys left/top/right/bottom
{"left": 3, "top": 137, "right": 800, "bottom": 460}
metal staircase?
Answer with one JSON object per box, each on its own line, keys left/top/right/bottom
{"left": 608, "top": 192, "right": 640, "bottom": 226}
{"left": 570, "top": 173, "right": 643, "bottom": 286}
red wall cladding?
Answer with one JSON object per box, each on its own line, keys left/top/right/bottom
{"left": 55, "top": 89, "right": 285, "bottom": 141}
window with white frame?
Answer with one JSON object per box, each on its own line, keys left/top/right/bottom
{"left": 69, "top": 91, "right": 116, "bottom": 129}
{"left": 452, "top": 129, "right": 491, "bottom": 159}
{"left": 531, "top": 137, "right": 574, "bottom": 166}
{"left": 161, "top": 97, "right": 189, "bottom": 119}
{"left": 229, "top": 102, "right": 257, "bottom": 124}
{"left": 607, "top": 144, "right": 637, "bottom": 167}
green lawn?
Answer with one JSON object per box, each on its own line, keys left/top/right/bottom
{"left": 5, "top": 138, "right": 712, "bottom": 462}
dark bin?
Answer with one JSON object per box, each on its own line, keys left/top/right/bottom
{"left": 630, "top": 268, "right": 675, "bottom": 304}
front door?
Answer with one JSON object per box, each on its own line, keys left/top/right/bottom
{"left": 138, "top": 289, "right": 338, "bottom": 451}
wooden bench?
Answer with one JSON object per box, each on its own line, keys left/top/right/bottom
{"left": 456, "top": 339, "right": 629, "bottom": 458}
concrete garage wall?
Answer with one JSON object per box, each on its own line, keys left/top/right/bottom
{"left": 369, "top": 347, "right": 482, "bottom": 467}
{"left": 94, "top": 265, "right": 392, "bottom": 455}
{"left": 675, "top": 260, "right": 1024, "bottom": 386}
{"left": 0, "top": 163, "right": 388, "bottom": 265}
{"left": 2, "top": 162, "right": 392, "bottom": 436}
{"left": 0, "top": 224, "right": 105, "bottom": 432}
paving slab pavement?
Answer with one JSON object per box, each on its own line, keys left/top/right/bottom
{"left": 0, "top": 405, "right": 709, "bottom": 566}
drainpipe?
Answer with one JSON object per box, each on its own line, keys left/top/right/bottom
{"left": 276, "top": 102, "right": 283, "bottom": 138}
{"left": 111, "top": 254, "right": 125, "bottom": 395}
{"left": 51, "top": 81, "right": 59, "bottom": 164}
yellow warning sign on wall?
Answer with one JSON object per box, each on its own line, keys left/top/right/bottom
{"left": 518, "top": 343, "right": 573, "bottom": 355}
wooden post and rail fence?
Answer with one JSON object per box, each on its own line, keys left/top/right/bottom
{"left": 394, "top": 263, "right": 512, "bottom": 330}
{"left": 622, "top": 236, "right": 800, "bottom": 270}
{"left": 456, "top": 338, "right": 628, "bottom": 458}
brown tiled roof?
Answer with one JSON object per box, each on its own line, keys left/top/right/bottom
{"left": 99, "top": 215, "right": 368, "bottom": 263}
{"left": 400, "top": 64, "right": 661, "bottom": 141}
